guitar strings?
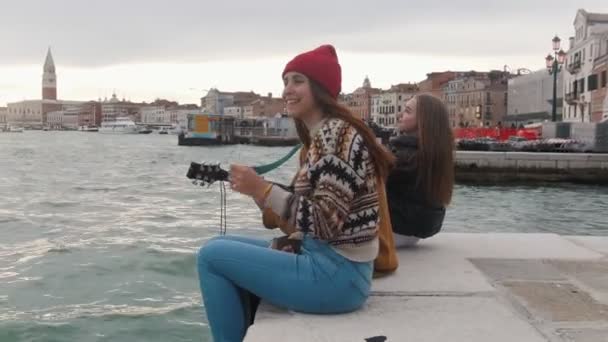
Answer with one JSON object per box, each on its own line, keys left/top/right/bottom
{"left": 219, "top": 180, "right": 227, "bottom": 235}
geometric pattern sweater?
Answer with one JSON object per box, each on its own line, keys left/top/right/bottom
{"left": 265, "top": 118, "right": 380, "bottom": 262}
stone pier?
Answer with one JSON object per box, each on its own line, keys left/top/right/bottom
{"left": 245, "top": 233, "right": 608, "bottom": 342}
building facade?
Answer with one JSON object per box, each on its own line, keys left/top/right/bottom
{"left": 591, "top": 31, "right": 608, "bottom": 122}
{"left": 563, "top": 9, "right": 608, "bottom": 122}
{"left": 78, "top": 101, "right": 102, "bottom": 127}
{"left": 505, "top": 69, "right": 564, "bottom": 125}
{"left": 371, "top": 91, "right": 399, "bottom": 128}
{"left": 339, "top": 77, "right": 382, "bottom": 120}
{"left": 101, "top": 93, "right": 142, "bottom": 122}
{"left": 201, "top": 89, "right": 260, "bottom": 116}
{"left": 0, "top": 107, "right": 7, "bottom": 125}
{"left": 141, "top": 106, "right": 169, "bottom": 125}
{"left": 243, "top": 96, "right": 285, "bottom": 118}
{"left": 444, "top": 71, "right": 509, "bottom": 128}
{"left": 221, "top": 93, "right": 284, "bottom": 119}
{"left": 418, "top": 72, "right": 459, "bottom": 99}
{"left": 140, "top": 104, "right": 200, "bottom": 126}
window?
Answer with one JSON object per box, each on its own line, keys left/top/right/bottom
{"left": 582, "top": 48, "right": 585, "bottom": 62}
{"left": 579, "top": 78, "right": 585, "bottom": 93}
{"left": 601, "top": 71, "right": 607, "bottom": 88}
{"left": 588, "top": 74, "right": 598, "bottom": 91}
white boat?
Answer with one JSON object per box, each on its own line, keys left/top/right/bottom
{"left": 99, "top": 117, "right": 139, "bottom": 134}
{"left": 169, "top": 124, "right": 185, "bottom": 135}
{"left": 1, "top": 125, "right": 24, "bottom": 133}
{"left": 78, "top": 125, "right": 99, "bottom": 132}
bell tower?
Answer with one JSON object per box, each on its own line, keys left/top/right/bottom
{"left": 42, "top": 47, "right": 57, "bottom": 100}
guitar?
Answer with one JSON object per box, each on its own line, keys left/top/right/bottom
{"left": 186, "top": 161, "right": 294, "bottom": 193}
{"left": 186, "top": 162, "right": 229, "bottom": 186}
{"left": 185, "top": 161, "right": 301, "bottom": 253}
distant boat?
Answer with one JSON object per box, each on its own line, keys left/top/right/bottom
{"left": 78, "top": 125, "right": 99, "bottom": 132}
{"left": 158, "top": 127, "right": 169, "bottom": 135}
{"left": 1, "top": 125, "right": 24, "bottom": 133}
{"left": 99, "top": 117, "right": 139, "bottom": 134}
{"left": 138, "top": 127, "right": 153, "bottom": 134}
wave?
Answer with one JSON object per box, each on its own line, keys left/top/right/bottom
{"left": 71, "top": 185, "right": 129, "bottom": 192}
{"left": 0, "top": 301, "right": 200, "bottom": 322}
{"left": 36, "top": 201, "right": 78, "bottom": 209}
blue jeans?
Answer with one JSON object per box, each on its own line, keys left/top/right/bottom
{"left": 196, "top": 235, "right": 373, "bottom": 342}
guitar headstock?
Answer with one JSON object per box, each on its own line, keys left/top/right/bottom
{"left": 186, "top": 162, "right": 229, "bottom": 187}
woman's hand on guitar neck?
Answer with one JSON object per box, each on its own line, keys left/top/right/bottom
{"left": 229, "top": 164, "right": 270, "bottom": 203}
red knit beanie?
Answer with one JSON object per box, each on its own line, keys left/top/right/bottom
{"left": 282, "top": 45, "right": 342, "bottom": 99}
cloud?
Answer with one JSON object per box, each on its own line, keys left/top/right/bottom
{"left": 1, "top": 0, "right": 607, "bottom": 67}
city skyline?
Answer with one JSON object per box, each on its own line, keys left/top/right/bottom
{"left": 1, "top": 0, "right": 608, "bottom": 106}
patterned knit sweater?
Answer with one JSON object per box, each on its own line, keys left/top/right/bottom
{"left": 264, "top": 118, "right": 380, "bottom": 262}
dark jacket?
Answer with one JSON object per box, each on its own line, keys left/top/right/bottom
{"left": 386, "top": 135, "right": 446, "bottom": 239}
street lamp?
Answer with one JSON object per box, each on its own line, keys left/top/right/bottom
{"left": 545, "top": 35, "right": 566, "bottom": 122}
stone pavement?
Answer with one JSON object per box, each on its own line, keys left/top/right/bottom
{"left": 245, "top": 233, "right": 608, "bottom": 342}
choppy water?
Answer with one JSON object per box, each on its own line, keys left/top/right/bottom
{"left": 1, "top": 131, "right": 607, "bottom": 341}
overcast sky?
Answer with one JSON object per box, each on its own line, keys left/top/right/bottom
{"left": 1, "top": 0, "right": 608, "bottom": 106}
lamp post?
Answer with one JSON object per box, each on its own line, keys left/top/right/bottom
{"left": 545, "top": 35, "right": 566, "bottom": 122}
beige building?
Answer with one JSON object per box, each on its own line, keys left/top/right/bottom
{"left": 339, "top": 77, "right": 382, "bottom": 121}
{"left": 563, "top": 9, "right": 608, "bottom": 122}
{"left": 224, "top": 106, "right": 244, "bottom": 117}
{"left": 244, "top": 97, "right": 285, "bottom": 118}
{"left": 6, "top": 100, "right": 85, "bottom": 128}
{"left": 371, "top": 92, "right": 399, "bottom": 128}
{"left": 101, "top": 93, "right": 142, "bottom": 122}
{"left": 45, "top": 104, "right": 87, "bottom": 130}
{"left": 590, "top": 31, "right": 608, "bottom": 122}
{"left": 45, "top": 110, "right": 78, "bottom": 130}
{"left": 419, "top": 72, "right": 461, "bottom": 99}
{"left": 369, "top": 83, "right": 418, "bottom": 129}
{"left": 140, "top": 106, "right": 169, "bottom": 125}
{"left": 201, "top": 88, "right": 260, "bottom": 115}
{"left": 139, "top": 103, "right": 199, "bottom": 127}
{"left": 444, "top": 71, "right": 509, "bottom": 128}
{"left": 223, "top": 93, "right": 284, "bottom": 119}
{"left": 0, "top": 107, "right": 7, "bottom": 125}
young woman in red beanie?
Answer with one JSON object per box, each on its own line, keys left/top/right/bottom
{"left": 196, "top": 45, "right": 394, "bottom": 341}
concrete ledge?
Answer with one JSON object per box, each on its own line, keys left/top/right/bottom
{"left": 246, "top": 296, "right": 547, "bottom": 342}
{"left": 245, "top": 233, "right": 607, "bottom": 342}
{"left": 455, "top": 151, "right": 608, "bottom": 170}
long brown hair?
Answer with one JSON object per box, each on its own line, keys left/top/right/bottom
{"left": 294, "top": 80, "right": 395, "bottom": 180}
{"left": 415, "top": 94, "right": 454, "bottom": 206}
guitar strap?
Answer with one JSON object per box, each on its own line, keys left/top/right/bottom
{"left": 252, "top": 143, "right": 302, "bottom": 175}
{"left": 218, "top": 143, "right": 302, "bottom": 235}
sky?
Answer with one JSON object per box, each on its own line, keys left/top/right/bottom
{"left": 1, "top": 0, "right": 608, "bottom": 106}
